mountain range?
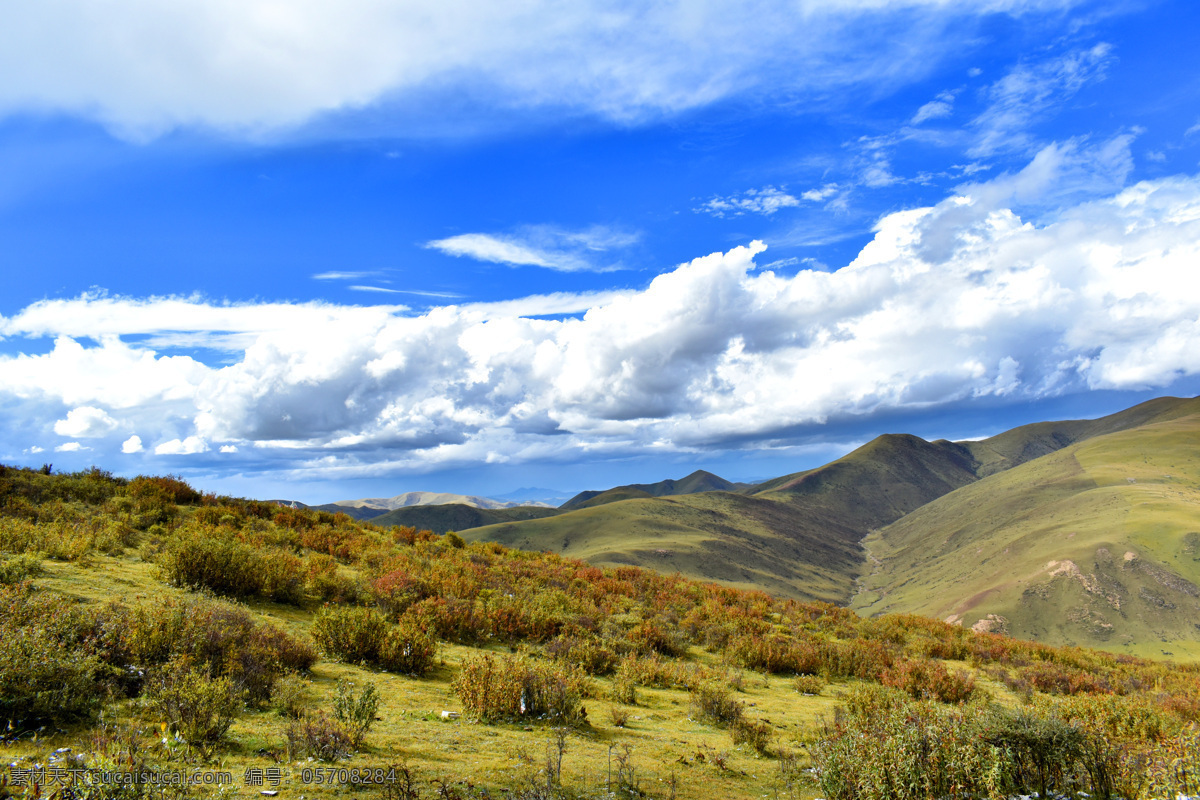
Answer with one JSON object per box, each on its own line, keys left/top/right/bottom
{"left": 421, "top": 396, "right": 1200, "bottom": 659}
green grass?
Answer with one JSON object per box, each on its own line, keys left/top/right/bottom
{"left": 2, "top": 553, "right": 847, "bottom": 800}
{"left": 853, "top": 410, "right": 1200, "bottom": 658}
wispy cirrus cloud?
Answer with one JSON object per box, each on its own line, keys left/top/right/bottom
{"left": 912, "top": 91, "right": 955, "bottom": 124}
{"left": 426, "top": 225, "right": 638, "bottom": 272}
{"left": 970, "top": 43, "right": 1114, "bottom": 157}
{"left": 0, "top": 0, "right": 1093, "bottom": 139}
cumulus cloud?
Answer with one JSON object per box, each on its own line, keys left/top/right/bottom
{"left": 122, "top": 435, "right": 144, "bottom": 453}
{"left": 3, "top": 150, "right": 1200, "bottom": 475}
{"left": 801, "top": 184, "right": 840, "bottom": 202}
{"left": 0, "top": 0, "right": 1088, "bottom": 139}
{"left": 426, "top": 226, "right": 638, "bottom": 272}
{"left": 54, "top": 406, "right": 119, "bottom": 438}
{"left": 155, "top": 437, "right": 209, "bottom": 455}
{"left": 697, "top": 187, "right": 801, "bottom": 217}
{"left": 55, "top": 442, "right": 87, "bottom": 452}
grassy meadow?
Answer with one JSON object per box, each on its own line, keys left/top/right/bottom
{"left": 2, "top": 463, "right": 1200, "bottom": 800}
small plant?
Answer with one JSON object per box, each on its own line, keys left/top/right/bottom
{"left": 688, "top": 681, "right": 744, "bottom": 726}
{"left": 332, "top": 679, "right": 380, "bottom": 748}
{"left": 610, "top": 705, "right": 630, "bottom": 727}
{"left": 794, "top": 674, "right": 825, "bottom": 695}
{"left": 284, "top": 711, "right": 355, "bottom": 761}
{"left": 731, "top": 717, "right": 773, "bottom": 754}
{"left": 0, "top": 552, "right": 43, "bottom": 583}
{"left": 272, "top": 671, "right": 315, "bottom": 719}
{"left": 143, "top": 655, "right": 243, "bottom": 752}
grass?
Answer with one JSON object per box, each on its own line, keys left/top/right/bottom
{"left": 853, "top": 408, "right": 1200, "bottom": 658}
{"left": 1, "top": 554, "right": 843, "bottom": 799}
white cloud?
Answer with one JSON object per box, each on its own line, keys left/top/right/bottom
{"left": 155, "top": 436, "right": 210, "bottom": 455}
{"left": 25, "top": 446, "right": 45, "bottom": 454}
{"left": 3, "top": 150, "right": 1200, "bottom": 474}
{"left": 971, "top": 43, "right": 1113, "bottom": 157}
{"left": 122, "top": 435, "right": 143, "bottom": 453}
{"left": 912, "top": 92, "right": 955, "bottom": 124}
{"left": 55, "top": 442, "right": 87, "bottom": 452}
{"left": 426, "top": 226, "right": 638, "bottom": 272}
{"left": 697, "top": 187, "right": 801, "bottom": 217}
{"left": 54, "top": 405, "right": 119, "bottom": 438}
{"left": 219, "top": 444, "right": 238, "bottom": 453}
{"left": 801, "top": 184, "right": 840, "bottom": 202}
{"left": 313, "top": 271, "right": 380, "bottom": 281}
{"left": 0, "top": 0, "right": 1087, "bottom": 139}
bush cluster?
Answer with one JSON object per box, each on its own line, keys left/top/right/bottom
{"left": 810, "top": 687, "right": 1199, "bottom": 800}
{"left": 311, "top": 606, "right": 438, "bottom": 676}
{"left": 453, "top": 653, "right": 589, "bottom": 723}
{"left": 881, "top": 658, "right": 976, "bottom": 703}
{"left": 0, "top": 583, "right": 316, "bottom": 728}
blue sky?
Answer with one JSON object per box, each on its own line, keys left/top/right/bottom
{"left": 2, "top": 0, "right": 1199, "bottom": 503}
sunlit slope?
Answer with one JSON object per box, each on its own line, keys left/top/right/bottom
{"left": 561, "top": 469, "right": 739, "bottom": 510}
{"left": 854, "top": 409, "right": 1200, "bottom": 657}
{"left": 462, "top": 490, "right": 863, "bottom": 602}
{"left": 464, "top": 434, "right": 982, "bottom": 604}
{"left": 369, "top": 502, "right": 560, "bottom": 533}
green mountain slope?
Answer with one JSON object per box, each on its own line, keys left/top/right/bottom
{"left": 369, "top": 502, "right": 560, "bottom": 533}
{"left": 561, "top": 469, "right": 738, "bottom": 509}
{"left": 853, "top": 399, "right": 1200, "bottom": 658}
{"left": 465, "top": 397, "right": 1200, "bottom": 614}
{"left": 465, "top": 434, "right": 983, "bottom": 603}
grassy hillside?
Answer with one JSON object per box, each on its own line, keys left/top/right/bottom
{"left": 853, "top": 399, "right": 1200, "bottom": 658}
{"left": 467, "top": 434, "right": 984, "bottom": 605}
{"left": 467, "top": 397, "right": 1200, "bottom": 617}
{"left": 5, "top": 464, "right": 1200, "bottom": 800}
{"left": 2, "top": 464, "right": 1200, "bottom": 800}
{"left": 561, "top": 470, "right": 739, "bottom": 510}
{"left": 368, "top": 502, "right": 561, "bottom": 533}
{"left": 463, "top": 491, "right": 864, "bottom": 603}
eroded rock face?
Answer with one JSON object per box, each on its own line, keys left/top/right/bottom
{"left": 970, "top": 614, "right": 1008, "bottom": 635}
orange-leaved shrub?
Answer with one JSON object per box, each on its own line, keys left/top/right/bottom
{"left": 881, "top": 658, "right": 976, "bottom": 703}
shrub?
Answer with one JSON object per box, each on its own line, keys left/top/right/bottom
{"left": 0, "top": 552, "right": 42, "bottom": 583}
{"left": 273, "top": 672, "right": 316, "bottom": 719}
{"left": 378, "top": 620, "right": 438, "bottom": 676}
{"left": 285, "top": 712, "right": 356, "bottom": 761}
{"left": 731, "top": 717, "right": 773, "bottom": 754}
{"left": 610, "top": 666, "right": 638, "bottom": 705}
{"left": 0, "top": 584, "right": 106, "bottom": 725}
{"left": 689, "top": 681, "right": 744, "bottom": 727}
{"left": 1147, "top": 723, "right": 1200, "bottom": 799}
{"left": 794, "top": 674, "right": 825, "bottom": 695}
{"left": 158, "top": 527, "right": 262, "bottom": 597}
{"left": 143, "top": 655, "right": 243, "bottom": 749}
{"left": 453, "top": 654, "right": 587, "bottom": 723}
{"left": 544, "top": 634, "right": 618, "bottom": 676}
{"left": 99, "top": 594, "right": 315, "bottom": 705}
{"left": 811, "top": 693, "right": 1008, "bottom": 800}
{"left": 333, "top": 679, "right": 380, "bottom": 748}
{"left": 974, "top": 704, "right": 1088, "bottom": 798}
{"left": 881, "top": 658, "right": 976, "bottom": 704}
{"left": 312, "top": 605, "right": 389, "bottom": 663}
